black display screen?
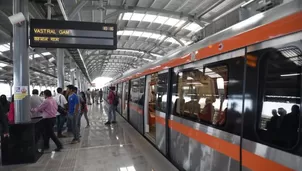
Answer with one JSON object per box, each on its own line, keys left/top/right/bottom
{"left": 29, "top": 19, "right": 117, "bottom": 49}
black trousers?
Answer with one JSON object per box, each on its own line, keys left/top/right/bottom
{"left": 43, "top": 118, "right": 62, "bottom": 149}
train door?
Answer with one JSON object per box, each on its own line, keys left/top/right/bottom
{"left": 129, "top": 77, "right": 145, "bottom": 134}
{"left": 122, "top": 81, "right": 129, "bottom": 120}
{"left": 117, "top": 83, "right": 122, "bottom": 114}
{"left": 144, "top": 75, "right": 155, "bottom": 141}
{"left": 144, "top": 73, "right": 159, "bottom": 142}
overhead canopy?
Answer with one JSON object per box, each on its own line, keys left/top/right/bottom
{"left": 0, "top": 0, "right": 284, "bottom": 85}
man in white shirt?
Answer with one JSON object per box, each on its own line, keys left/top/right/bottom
{"left": 55, "top": 87, "right": 68, "bottom": 138}
{"left": 30, "top": 89, "right": 43, "bottom": 118}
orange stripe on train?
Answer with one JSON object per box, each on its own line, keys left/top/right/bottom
{"left": 153, "top": 117, "right": 293, "bottom": 171}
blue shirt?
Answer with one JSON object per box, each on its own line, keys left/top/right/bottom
{"left": 68, "top": 93, "right": 79, "bottom": 114}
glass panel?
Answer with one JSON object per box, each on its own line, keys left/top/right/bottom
{"left": 122, "top": 82, "right": 129, "bottom": 119}
{"left": 256, "top": 46, "right": 301, "bottom": 149}
{"left": 172, "top": 65, "right": 228, "bottom": 125}
{"left": 117, "top": 84, "right": 122, "bottom": 113}
{"left": 156, "top": 72, "right": 168, "bottom": 113}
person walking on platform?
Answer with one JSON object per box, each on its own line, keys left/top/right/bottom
{"left": 91, "top": 89, "right": 95, "bottom": 104}
{"left": 86, "top": 89, "right": 92, "bottom": 105}
{"left": 55, "top": 88, "right": 68, "bottom": 138}
{"left": 66, "top": 85, "right": 80, "bottom": 144}
{"left": 31, "top": 90, "right": 63, "bottom": 152}
{"left": 30, "top": 89, "right": 43, "bottom": 119}
{"left": 78, "top": 92, "right": 90, "bottom": 128}
{"left": 95, "top": 89, "right": 99, "bottom": 104}
{"left": 105, "top": 86, "right": 117, "bottom": 125}
{"left": 99, "top": 89, "right": 103, "bottom": 102}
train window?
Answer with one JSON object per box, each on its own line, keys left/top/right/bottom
{"left": 122, "top": 82, "right": 129, "bottom": 119}
{"left": 130, "top": 78, "right": 145, "bottom": 106}
{"left": 130, "top": 79, "right": 139, "bottom": 103}
{"left": 257, "top": 47, "right": 301, "bottom": 149}
{"left": 156, "top": 72, "right": 168, "bottom": 113}
{"left": 117, "top": 84, "right": 122, "bottom": 113}
{"left": 172, "top": 65, "right": 228, "bottom": 125}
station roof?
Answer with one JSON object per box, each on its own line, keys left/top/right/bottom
{"left": 0, "top": 0, "right": 282, "bottom": 86}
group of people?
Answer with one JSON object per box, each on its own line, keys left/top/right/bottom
{"left": 0, "top": 85, "right": 118, "bottom": 152}
{"left": 86, "top": 89, "right": 103, "bottom": 105}
{"left": 266, "top": 105, "right": 300, "bottom": 147}
{"left": 0, "top": 85, "right": 91, "bottom": 151}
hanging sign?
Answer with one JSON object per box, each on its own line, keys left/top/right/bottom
{"left": 29, "top": 19, "right": 117, "bottom": 49}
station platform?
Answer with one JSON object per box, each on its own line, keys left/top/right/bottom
{"left": 0, "top": 103, "right": 177, "bottom": 171}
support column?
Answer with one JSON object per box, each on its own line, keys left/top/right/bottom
{"left": 13, "top": 0, "right": 30, "bottom": 123}
{"left": 76, "top": 70, "right": 81, "bottom": 91}
{"left": 70, "top": 56, "right": 75, "bottom": 85}
{"left": 57, "top": 49, "right": 64, "bottom": 88}
{"left": 9, "top": 82, "right": 13, "bottom": 98}
{"left": 99, "top": 0, "right": 104, "bottom": 23}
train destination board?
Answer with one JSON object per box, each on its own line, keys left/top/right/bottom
{"left": 29, "top": 19, "right": 117, "bottom": 49}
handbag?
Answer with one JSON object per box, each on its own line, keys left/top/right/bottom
{"left": 57, "top": 95, "right": 67, "bottom": 115}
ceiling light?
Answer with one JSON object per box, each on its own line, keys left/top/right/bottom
{"left": 34, "top": 54, "right": 41, "bottom": 58}
{"left": 131, "top": 13, "right": 145, "bottom": 21}
{"left": 180, "top": 38, "right": 193, "bottom": 45}
{"left": 175, "top": 20, "right": 186, "bottom": 27}
{"left": 150, "top": 33, "right": 161, "bottom": 39}
{"left": 158, "top": 35, "right": 166, "bottom": 40}
{"left": 141, "top": 32, "right": 152, "bottom": 38}
{"left": 153, "top": 16, "right": 168, "bottom": 24}
{"left": 116, "top": 49, "right": 144, "bottom": 54}
{"left": 132, "top": 31, "right": 143, "bottom": 37}
{"left": 165, "top": 18, "right": 180, "bottom": 26}
{"left": 150, "top": 53, "right": 163, "bottom": 58}
{"left": 0, "top": 63, "right": 8, "bottom": 67}
{"left": 48, "top": 57, "right": 55, "bottom": 62}
{"left": 142, "top": 14, "right": 156, "bottom": 22}
{"left": 166, "top": 37, "right": 177, "bottom": 43}
{"left": 122, "top": 12, "right": 132, "bottom": 20}
{"left": 184, "top": 22, "right": 202, "bottom": 32}
{"left": 117, "top": 31, "right": 123, "bottom": 35}
{"left": 123, "top": 31, "right": 133, "bottom": 36}
{"left": 42, "top": 52, "right": 52, "bottom": 56}
{"left": 143, "top": 58, "right": 153, "bottom": 62}
{"left": 0, "top": 43, "right": 10, "bottom": 52}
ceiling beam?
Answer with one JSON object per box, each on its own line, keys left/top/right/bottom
{"left": 68, "top": 0, "right": 88, "bottom": 20}
{"left": 84, "top": 48, "right": 162, "bottom": 62}
{"left": 82, "top": 5, "right": 211, "bottom": 26}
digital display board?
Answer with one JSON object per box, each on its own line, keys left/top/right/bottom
{"left": 29, "top": 19, "right": 117, "bottom": 49}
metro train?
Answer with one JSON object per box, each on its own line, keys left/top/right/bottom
{"left": 104, "top": 1, "right": 302, "bottom": 170}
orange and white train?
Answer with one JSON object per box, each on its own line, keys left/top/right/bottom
{"left": 104, "top": 1, "right": 302, "bottom": 170}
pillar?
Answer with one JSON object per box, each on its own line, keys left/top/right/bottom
{"left": 9, "top": 82, "right": 13, "bottom": 98}
{"left": 100, "top": 0, "right": 104, "bottom": 23}
{"left": 76, "top": 70, "right": 81, "bottom": 91}
{"left": 13, "top": 0, "right": 30, "bottom": 123}
{"left": 70, "top": 56, "right": 75, "bottom": 85}
{"left": 57, "top": 49, "right": 64, "bottom": 88}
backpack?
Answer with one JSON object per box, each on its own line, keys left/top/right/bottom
{"left": 113, "top": 92, "right": 119, "bottom": 106}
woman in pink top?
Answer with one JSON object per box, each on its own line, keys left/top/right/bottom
{"left": 8, "top": 95, "right": 14, "bottom": 123}
{"left": 31, "top": 90, "right": 62, "bottom": 152}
